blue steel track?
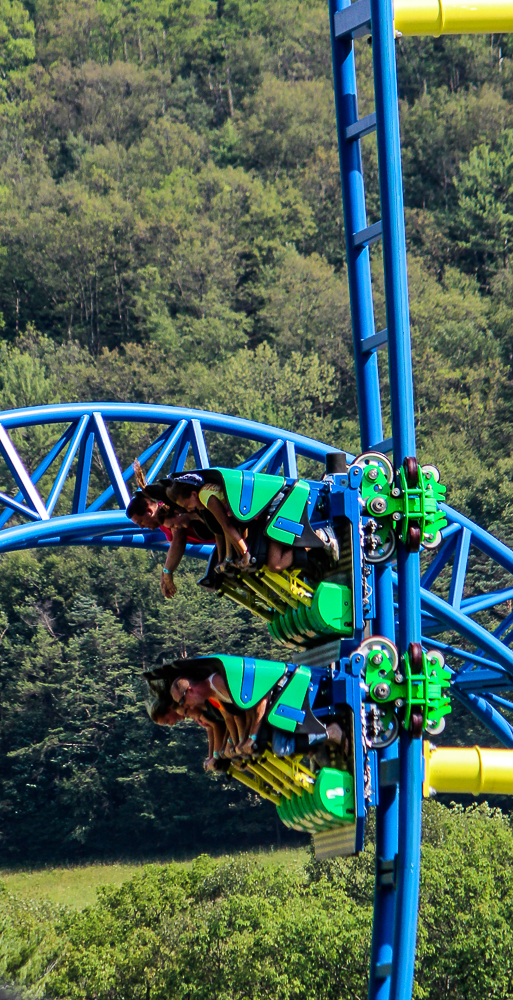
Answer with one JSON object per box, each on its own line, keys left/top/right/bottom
{"left": 0, "top": 1, "right": 511, "bottom": 997}
{"left": 0, "top": 411, "right": 512, "bottom": 995}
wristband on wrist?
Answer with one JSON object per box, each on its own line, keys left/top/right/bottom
{"left": 162, "top": 568, "right": 171, "bottom": 574}
{"left": 213, "top": 751, "right": 220, "bottom": 759}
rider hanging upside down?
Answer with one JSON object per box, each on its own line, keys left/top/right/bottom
{"left": 167, "top": 474, "right": 251, "bottom": 571}
{"left": 167, "top": 472, "right": 294, "bottom": 574}
{"left": 170, "top": 672, "right": 267, "bottom": 756}
{"left": 126, "top": 462, "right": 215, "bottom": 598}
{"left": 146, "top": 674, "right": 228, "bottom": 771}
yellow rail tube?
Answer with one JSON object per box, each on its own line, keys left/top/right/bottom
{"left": 423, "top": 743, "right": 513, "bottom": 797}
{"left": 394, "top": 0, "right": 513, "bottom": 36}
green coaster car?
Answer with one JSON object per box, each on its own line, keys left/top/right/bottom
{"left": 146, "top": 655, "right": 326, "bottom": 738}
{"left": 146, "top": 468, "right": 325, "bottom": 548}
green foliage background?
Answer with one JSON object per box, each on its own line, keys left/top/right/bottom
{"left": 2, "top": 803, "right": 513, "bottom": 1000}
{"left": 0, "top": 0, "right": 513, "bottom": 866}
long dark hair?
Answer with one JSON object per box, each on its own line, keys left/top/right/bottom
{"left": 144, "top": 669, "right": 179, "bottom": 722}
{"left": 127, "top": 460, "right": 174, "bottom": 520}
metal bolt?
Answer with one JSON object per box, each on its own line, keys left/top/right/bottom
{"left": 395, "top": 673, "right": 404, "bottom": 684}
{"left": 395, "top": 698, "right": 404, "bottom": 707}
{"left": 367, "top": 468, "right": 379, "bottom": 480}
{"left": 372, "top": 652, "right": 384, "bottom": 665}
{"left": 373, "top": 682, "right": 391, "bottom": 700}
{"left": 392, "top": 512, "right": 402, "bottom": 521}
{"left": 369, "top": 496, "right": 388, "bottom": 515}
{"left": 392, "top": 488, "right": 401, "bottom": 497}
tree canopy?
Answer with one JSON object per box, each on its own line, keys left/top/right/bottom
{"left": 1, "top": 0, "right": 513, "bottom": 863}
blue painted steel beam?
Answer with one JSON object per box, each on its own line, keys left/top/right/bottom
{"left": 461, "top": 587, "right": 513, "bottom": 615}
{"left": 493, "top": 607, "right": 513, "bottom": 641}
{"left": 189, "top": 418, "right": 210, "bottom": 468}
{"left": 92, "top": 412, "right": 131, "bottom": 508}
{"left": 443, "top": 504, "right": 513, "bottom": 576}
{"left": 0, "top": 423, "right": 76, "bottom": 529}
{"left": 72, "top": 423, "right": 95, "bottom": 514}
{"left": 0, "top": 492, "right": 40, "bottom": 520}
{"left": 329, "top": 0, "right": 383, "bottom": 452}
{"left": 145, "top": 421, "right": 190, "bottom": 481}
{"left": 420, "top": 527, "right": 460, "bottom": 592}
{"left": 451, "top": 687, "right": 513, "bottom": 748}
{"left": 419, "top": 586, "right": 513, "bottom": 675}
{"left": 0, "top": 511, "right": 134, "bottom": 550}
{"left": 452, "top": 667, "right": 512, "bottom": 691}
{"left": 47, "top": 414, "right": 90, "bottom": 515}
{"left": 284, "top": 439, "right": 298, "bottom": 479}
{"left": 423, "top": 638, "right": 507, "bottom": 671}
{"left": 240, "top": 440, "right": 285, "bottom": 473}
{"left": 369, "top": 565, "right": 398, "bottom": 1000}
{"left": 0, "top": 403, "right": 344, "bottom": 464}
{"left": 448, "top": 527, "right": 471, "bottom": 610}
{"left": 0, "top": 423, "right": 49, "bottom": 519}
{"left": 483, "top": 692, "right": 513, "bottom": 714}
{"left": 370, "top": 0, "right": 422, "bottom": 995}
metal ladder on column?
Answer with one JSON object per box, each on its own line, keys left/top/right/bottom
{"left": 328, "top": 2, "right": 423, "bottom": 1000}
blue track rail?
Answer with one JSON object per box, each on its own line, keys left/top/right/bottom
{"left": 0, "top": 0, "right": 511, "bottom": 995}
{"left": 327, "top": 0, "right": 513, "bottom": 997}
{"left": 1, "top": 410, "right": 513, "bottom": 995}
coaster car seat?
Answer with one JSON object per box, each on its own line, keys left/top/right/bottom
{"left": 146, "top": 468, "right": 324, "bottom": 549}
{"left": 150, "top": 655, "right": 326, "bottom": 738}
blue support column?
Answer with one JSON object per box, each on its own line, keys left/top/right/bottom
{"left": 369, "top": 565, "right": 398, "bottom": 1000}
{"left": 370, "top": 2, "right": 422, "bottom": 998}
{"left": 329, "top": 0, "right": 383, "bottom": 452}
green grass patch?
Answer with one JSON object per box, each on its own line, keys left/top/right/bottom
{"left": 0, "top": 847, "right": 309, "bottom": 909}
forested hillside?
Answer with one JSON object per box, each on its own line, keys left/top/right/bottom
{"left": 1, "top": 0, "right": 513, "bottom": 861}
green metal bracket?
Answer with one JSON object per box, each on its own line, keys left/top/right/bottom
{"left": 366, "top": 646, "right": 451, "bottom": 732}
{"left": 267, "top": 665, "right": 312, "bottom": 733}
{"left": 402, "top": 648, "right": 451, "bottom": 730}
{"left": 396, "top": 464, "right": 447, "bottom": 548}
{"left": 359, "top": 458, "right": 447, "bottom": 556}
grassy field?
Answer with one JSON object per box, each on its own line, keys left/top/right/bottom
{"left": 0, "top": 847, "right": 309, "bottom": 910}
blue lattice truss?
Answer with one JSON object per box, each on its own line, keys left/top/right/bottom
{"left": 0, "top": 401, "right": 512, "bottom": 745}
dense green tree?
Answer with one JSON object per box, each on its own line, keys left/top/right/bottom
{"left": 0, "top": 0, "right": 512, "bottom": 866}
{"left": 2, "top": 804, "right": 513, "bottom": 999}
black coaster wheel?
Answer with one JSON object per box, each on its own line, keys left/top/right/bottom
{"left": 404, "top": 456, "right": 419, "bottom": 487}
{"left": 410, "top": 711, "right": 424, "bottom": 738}
{"left": 405, "top": 524, "right": 421, "bottom": 552}
{"left": 407, "top": 643, "right": 425, "bottom": 738}
{"left": 408, "top": 642, "right": 423, "bottom": 670}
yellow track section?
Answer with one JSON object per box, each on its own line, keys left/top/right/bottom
{"left": 395, "top": 0, "right": 513, "bottom": 36}
{"left": 423, "top": 743, "right": 513, "bottom": 796}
